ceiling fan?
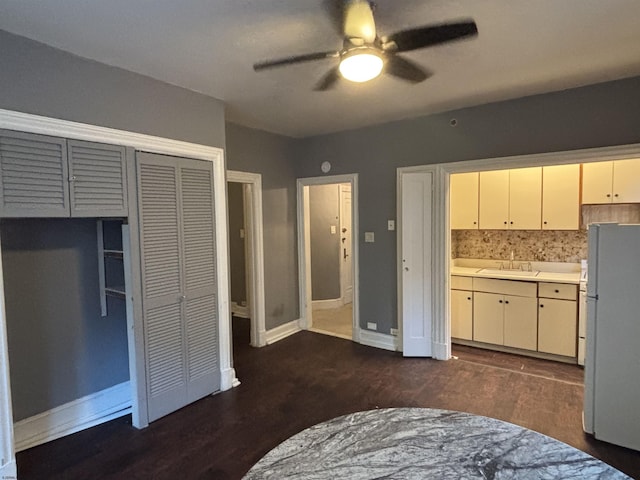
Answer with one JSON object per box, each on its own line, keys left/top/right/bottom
{"left": 253, "top": 0, "right": 478, "bottom": 91}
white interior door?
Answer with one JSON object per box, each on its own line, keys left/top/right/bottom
{"left": 340, "top": 184, "right": 353, "bottom": 305}
{"left": 401, "top": 171, "right": 433, "bottom": 357}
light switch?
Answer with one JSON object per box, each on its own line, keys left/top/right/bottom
{"left": 365, "top": 232, "right": 375, "bottom": 243}
{"left": 330, "top": 225, "right": 337, "bottom": 234}
{"left": 240, "top": 228, "right": 245, "bottom": 239}
{"left": 388, "top": 220, "right": 395, "bottom": 231}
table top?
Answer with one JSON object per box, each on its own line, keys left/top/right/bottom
{"left": 244, "top": 408, "right": 628, "bottom": 479}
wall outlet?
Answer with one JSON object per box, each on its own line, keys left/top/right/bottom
{"left": 367, "top": 322, "right": 377, "bottom": 331}
{"left": 390, "top": 328, "right": 398, "bottom": 336}
{"left": 364, "top": 232, "right": 375, "bottom": 243}
{"left": 240, "top": 228, "right": 245, "bottom": 239}
{"left": 388, "top": 220, "right": 395, "bottom": 231}
{"left": 330, "top": 225, "right": 337, "bottom": 234}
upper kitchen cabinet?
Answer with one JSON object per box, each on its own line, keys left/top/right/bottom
{"left": 542, "top": 164, "right": 580, "bottom": 230}
{"left": 450, "top": 172, "right": 479, "bottom": 229}
{"left": 479, "top": 167, "right": 541, "bottom": 229}
{"left": 582, "top": 159, "right": 640, "bottom": 204}
{"left": 0, "top": 130, "right": 128, "bottom": 218}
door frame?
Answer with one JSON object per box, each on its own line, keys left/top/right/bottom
{"left": 398, "top": 142, "right": 640, "bottom": 361}
{"left": 339, "top": 183, "right": 353, "bottom": 305}
{"left": 297, "top": 174, "right": 360, "bottom": 342}
{"left": 0, "top": 109, "right": 233, "bottom": 460}
{"left": 227, "top": 171, "right": 267, "bottom": 347}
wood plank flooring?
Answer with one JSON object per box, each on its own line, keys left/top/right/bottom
{"left": 15, "top": 318, "right": 640, "bottom": 479}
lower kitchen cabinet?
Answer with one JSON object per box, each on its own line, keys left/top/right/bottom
{"left": 473, "top": 292, "right": 504, "bottom": 345}
{"left": 503, "top": 296, "right": 538, "bottom": 351}
{"left": 538, "top": 298, "right": 577, "bottom": 357}
{"left": 451, "top": 289, "right": 473, "bottom": 340}
{"left": 473, "top": 291, "right": 537, "bottom": 350}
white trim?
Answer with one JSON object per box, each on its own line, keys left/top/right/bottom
{"left": 359, "top": 329, "right": 398, "bottom": 352}
{"left": 0, "top": 460, "right": 16, "bottom": 480}
{"left": 231, "top": 302, "right": 250, "bottom": 318}
{"left": 311, "top": 298, "right": 343, "bottom": 310}
{"left": 297, "top": 174, "right": 360, "bottom": 344}
{"left": 0, "top": 235, "right": 16, "bottom": 477}
{"left": 227, "top": 170, "right": 267, "bottom": 348}
{"left": 0, "top": 108, "right": 232, "bottom": 449}
{"left": 397, "top": 142, "right": 640, "bottom": 363}
{"left": 13, "top": 381, "right": 132, "bottom": 452}
{"left": 265, "top": 320, "right": 302, "bottom": 345}
{"left": 220, "top": 367, "right": 237, "bottom": 391}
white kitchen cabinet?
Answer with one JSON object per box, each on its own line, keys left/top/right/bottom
{"left": 473, "top": 292, "right": 504, "bottom": 344}
{"left": 451, "top": 288, "right": 473, "bottom": 340}
{"left": 582, "top": 159, "right": 640, "bottom": 204}
{"left": 479, "top": 170, "right": 509, "bottom": 229}
{"left": 509, "top": 167, "right": 542, "bottom": 230}
{"left": 542, "top": 164, "right": 580, "bottom": 230}
{"left": 473, "top": 292, "right": 537, "bottom": 350}
{"left": 450, "top": 172, "right": 479, "bottom": 229}
{"left": 479, "top": 168, "right": 541, "bottom": 230}
{"left": 538, "top": 298, "right": 577, "bottom": 357}
{"left": 503, "top": 295, "right": 538, "bottom": 351}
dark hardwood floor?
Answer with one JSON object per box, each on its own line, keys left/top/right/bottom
{"left": 16, "top": 318, "right": 640, "bottom": 479}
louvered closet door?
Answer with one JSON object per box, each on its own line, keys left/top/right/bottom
{"left": 137, "top": 152, "right": 220, "bottom": 422}
{"left": 179, "top": 161, "right": 219, "bottom": 402}
{"left": 0, "top": 129, "right": 69, "bottom": 217}
{"left": 137, "top": 152, "right": 187, "bottom": 422}
{"left": 68, "top": 140, "right": 128, "bottom": 217}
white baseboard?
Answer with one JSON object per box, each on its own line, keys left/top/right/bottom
{"left": 265, "top": 319, "right": 301, "bottom": 345}
{"left": 13, "top": 381, "right": 132, "bottom": 452}
{"left": 0, "top": 459, "right": 17, "bottom": 479}
{"left": 311, "top": 298, "right": 342, "bottom": 310}
{"left": 220, "top": 367, "right": 237, "bottom": 391}
{"left": 231, "top": 302, "right": 250, "bottom": 318}
{"left": 431, "top": 341, "right": 450, "bottom": 360}
{"left": 359, "top": 329, "right": 398, "bottom": 352}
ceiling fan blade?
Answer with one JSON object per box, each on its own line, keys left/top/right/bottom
{"left": 384, "top": 20, "right": 478, "bottom": 52}
{"left": 254, "top": 51, "right": 339, "bottom": 71}
{"left": 385, "top": 55, "right": 431, "bottom": 83}
{"left": 344, "top": 0, "right": 377, "bottom": 44}
{"left": 314, "top": 68, "right": 341, "bottom": 91}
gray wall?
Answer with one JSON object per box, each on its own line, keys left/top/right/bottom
{"left": 296, "top": 76, "right": 640, "bottom": 335}
{"left": 228, "top": 182, "right": 247, "bottom": 305}
{"left": 1, "top": 219, "right": 129, "bottom": 420}
{"left": 225, "top": 123, "right": 299, "bottom": 330}
{"left": 0, "top": 29, "right": 226, "bottom": 148}
{"left": 309, "top": 184, "right": 341, "bottom": 300}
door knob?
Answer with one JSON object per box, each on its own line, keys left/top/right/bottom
{"left": 404, "top": 267, "right": 409, "bottom": 272}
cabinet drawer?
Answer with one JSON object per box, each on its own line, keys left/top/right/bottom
{"left": 538, "top": 282, "right": 577, "bottom": 300}
{"left": 451, "top": 275, "right": 473, "bottom": 290}
{"left": 473, "top": 277, "right": 537, "bottom": 298}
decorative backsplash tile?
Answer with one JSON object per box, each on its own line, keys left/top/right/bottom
{"left": 452, "top": 230, "right": 588, "bottom": 263}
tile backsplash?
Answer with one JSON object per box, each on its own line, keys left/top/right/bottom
{"left": 452, "top": 230, "right": 587, "bottom": 263}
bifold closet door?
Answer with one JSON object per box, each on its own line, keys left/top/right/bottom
{"left": 137, "top": 152, "right": 219, "bottom": 423}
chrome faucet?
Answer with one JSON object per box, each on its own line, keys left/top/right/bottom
{"left": 509, "top": 250, "right": 515, "bottom": 270}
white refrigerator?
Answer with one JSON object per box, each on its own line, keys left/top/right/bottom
{"left": 583, "top": 223, "right": 640, "bottom": 452}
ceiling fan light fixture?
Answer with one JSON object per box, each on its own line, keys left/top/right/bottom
{"left": 339, "top": 50, "right": 384, "bottom": 83}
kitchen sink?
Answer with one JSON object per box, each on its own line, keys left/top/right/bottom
{"left": 479, "top": 268, "right": 540, "bottom": 277}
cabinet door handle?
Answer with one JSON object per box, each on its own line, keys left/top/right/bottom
{"left": 499, "top": 300, "right": 503, "bottom": 303}
{"left": 543, "top": 221, "right": 548, "bottom": 225}
{"left": 606, "top": 194, "right": 611, "bottom": 198}
{"left": 540, "top": 304, "right": 544, "bottom": 308}
{"left": 467, "top": 297, "right": 471, "bottom": 300}
{"left": 504, "top": 300, "right": 509, "bottom": 304}
{"left": 554, "top": 289, "right": 559, "bottom": 293}
{"left": 614, "top": 193, "right": 619, "bottom": 198}
{"left": 503, "top": 221, "right": 508, "bottom": 225}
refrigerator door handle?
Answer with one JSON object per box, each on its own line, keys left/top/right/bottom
{"left": 586, "top": 294, "right": 599, "bottom": 300}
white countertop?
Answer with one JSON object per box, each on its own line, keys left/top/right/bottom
{"left": 451, "top": 260, "right": 581, "bottom": 284}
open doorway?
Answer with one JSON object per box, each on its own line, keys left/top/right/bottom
{"left": 226, "top": 171, "right": 266, "bottom": 348}
{"left": 297, "top": 175, "right": 359, "bottom": 342}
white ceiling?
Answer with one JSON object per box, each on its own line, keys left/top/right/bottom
{"left": 1, "top": 1, "right": 640, "bottom": 138}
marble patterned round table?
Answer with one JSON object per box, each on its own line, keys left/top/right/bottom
{"left": 244, "top": 408, "right": 629, "bottom": 479}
